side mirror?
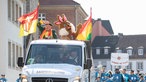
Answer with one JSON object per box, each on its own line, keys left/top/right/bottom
{"left": 17, "top": 57, "right": 24, "bottom": 67}
{"left": 87, "top": 58, "right": 92, "bottom": 69}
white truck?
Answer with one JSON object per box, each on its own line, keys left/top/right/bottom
{"left": 17, "top": 39, "right": 96, "bottom": 82}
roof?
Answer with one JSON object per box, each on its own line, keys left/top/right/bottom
{"left": 116, "top": 34, "right": 146, "bottom": 49}
{"left": 39, "top": 0, "right": 80, "bottom": 5}
{"left": 92, "top": 36, "right": 119, "bottom": 47}
{"left": 92, "top": 34, "right": 146, "bottom": 59}
{"left": 101, "top": 20, "right": 114, "bottom": 34}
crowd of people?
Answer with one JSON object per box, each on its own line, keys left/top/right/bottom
{"left": 0, "top": 73, "right": 22, "bottom": 82}
{"left": 95, "top": 66, "right": 146, "bottom": 82}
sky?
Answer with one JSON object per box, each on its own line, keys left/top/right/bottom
{"left": 74, "top": 0, "right": 146, "bottom": 35}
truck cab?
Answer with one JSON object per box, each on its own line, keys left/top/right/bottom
{"left": 18, "top": 39, "right": 95, "bottom": 82}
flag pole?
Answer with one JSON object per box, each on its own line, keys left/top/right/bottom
{"left": 89, "top": 7, "right": 92, "bottom": 43}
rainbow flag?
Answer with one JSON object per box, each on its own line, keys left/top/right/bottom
{"left": 76, "top": 14, "right": 92, "bottom": 40}
{"left": 18, "top": 6, "right": 39, "bottom": 37}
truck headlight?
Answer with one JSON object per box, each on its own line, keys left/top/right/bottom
{"left": 73, "top": 80, "right": 80, "bottom": 82}
{"left": 21, "top": 74, "right": 28, "bottom": 82}
{"left": 73, "top": 76, "right": 80, "bottom": 82}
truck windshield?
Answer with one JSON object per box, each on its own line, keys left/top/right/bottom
{"left": 25, "top": 44, "right": 82, "bottom": 66}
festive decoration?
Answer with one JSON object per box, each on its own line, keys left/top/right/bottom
{"left": 54, "top": 14, "right": 82, "bottom": 40}
{"left": 18, "top": 6, "right": 39, "bottom": 37}
{"left": 76, "top": 8, "right": 92, "bottom": 40}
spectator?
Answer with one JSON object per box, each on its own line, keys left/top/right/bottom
{"left": 0, "top": 74, "right": 7, "bottom": 82}
{"left": 16, "top": 73, "right": 22, "bottom": 82}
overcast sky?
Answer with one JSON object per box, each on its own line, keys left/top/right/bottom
{"left": 74, "top": 0, "right": 146, "bottom": 35}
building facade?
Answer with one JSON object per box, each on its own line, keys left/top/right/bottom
{"left": 92, "top": 34, "right": 146, "bottom": 73}
{"left": 115, "top": 34, "right": 146, "bottom": 73}
{"left": 0, "top": 0, "right": 38, "bottom": 81}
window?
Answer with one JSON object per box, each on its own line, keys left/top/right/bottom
{"left": 8, "top": 0, "right": 11, "bottom": 19}
{"left": 116, "top": 47, "right": 122, "bottom": 53}
{"left": 8, "top": 41, "right": 23, "bottom": 69}
{"left": 137, "top": 62, "right": 143, "bottom": 71}
{"left": 127, "top": 50, "right": 132, "bottom": 56}
{"left": 138, "top": 49, "right": 143, "bottom": 55}
{"left": 104, "top": 48, "right": 108, "bottom": 54}
{"left": 38, "top": 13, "right": 46, "bottom": 21}
{"left": 12, "top": 43, "right": 15, "bottom": 68}
{"left": 96, "top": 48, "right": 100, "bottom": 55}
{"left": 126, "top": 62, "right": 132, "bottom": 71}
{"left": 116, "top": 50, "right": 122, "bottom": 53}
{"left": 15, "top": 4, "right": 18, "bottom": 23}
{"left": 8, "top": 0, "right": 22, "bottom": 25}
{"left": 16, "top": 45, "right": 18, "bottom": 64}
{"left": 138, "top": 46, "right": 144, "bottom": 55}
{"left": 8, "top": 41, "right": 12, "bottom": 67}
{"left": 12, "top": 0, "right": 15, "bottom": 22}
{"left": 126, "top": 46, "right": 133, "bottom": 56}
{"left": 104, "top": 46, "right": 110, "bottom": 54}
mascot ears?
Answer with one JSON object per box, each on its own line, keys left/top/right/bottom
{"left": 54, "top": 14, "right": 68, "bottom": 25}
{"left": 62, "top": 14, "right": 67, "bottom": 21}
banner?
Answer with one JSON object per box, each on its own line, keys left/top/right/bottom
{"left": 111, "top": 53, "right": 129, "bottom": 66}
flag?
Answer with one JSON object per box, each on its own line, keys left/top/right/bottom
{"left": 76, "top": 8, "right": 92, "bottom": 40}
{"left": 18, "top": 6, "right": 39, "bottom": 37}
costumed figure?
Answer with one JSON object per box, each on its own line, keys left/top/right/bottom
{"left": 39, "top": 20, "right": 57, "bottom": 39}
{"left": 54, "top": 14, "right": 82, "bottom": 40}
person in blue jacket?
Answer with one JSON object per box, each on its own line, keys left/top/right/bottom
{"left": 111, "top": 68, "right": 124, "bottom": 82}
{"left": 139, "top": 75, "right": 144, "bottom": 82}
{"left": 16, "top": 73, "right": 22, "bottom": 82}
{"left": 122, "top": 69, "right": 130, "bottom": 82}
{"left": 144, "top": 73, "right": 146, "bottom": 81}
{"left": 0, "top": 74, "right": 7, "bottom": 82}
{"left": 100, "top": 65, "right": 107, "bottom": 82}
{"left": 129, "top": 70, "right": 139, "bottom": 82}
{"left": 105, "top": 73, "right": 113, "bottom": 82}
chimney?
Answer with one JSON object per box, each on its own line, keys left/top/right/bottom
{"left": 118, "top": 33, "right": 123, "bottom": 37}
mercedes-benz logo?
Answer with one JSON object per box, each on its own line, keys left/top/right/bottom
{"left": 46, "top": 78, "right": 53, "bottom": 82}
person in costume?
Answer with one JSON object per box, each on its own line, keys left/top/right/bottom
{"left": 0, "top": 74, "right": 7, "bottom": 82}
{"left": 39, "top": 20, "right": 57, "bottom": 39}
{"left": 111, "top": 68, "right": 124, "bottom": 82}
{"left": 129, "top": 70, "right": 139, "bottom": 82}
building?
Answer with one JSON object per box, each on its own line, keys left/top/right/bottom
{"left": 91, "top": 18, "right": 114, "bottom": 42}
{"left": 38, "top": 0, "right": 88, "bottom": 38}
{"left": 92, "top": 23, "right": 146, "bottom": 72}
{"left": 91, "top": 18, "right": 115, "bottom": 70}
{"left": 0, "top": 0, "right": 38, "bottom": 81}
{"left": 116, "top": 34, "right": 146, "bottom": 72}
{"left": 92, "top": 36, "right": 119, "bottom": 70}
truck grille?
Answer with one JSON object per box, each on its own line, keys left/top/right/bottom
{"left": 32, "top": 77, "right": 68, "bottom": 82}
